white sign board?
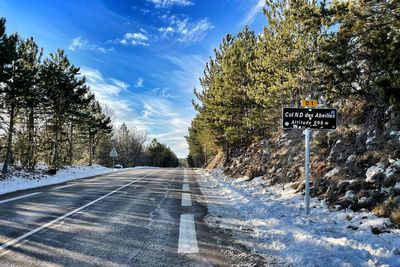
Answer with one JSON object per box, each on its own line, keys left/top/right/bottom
{"left": 109, "top": 148, "right": 118, "bottom": 157}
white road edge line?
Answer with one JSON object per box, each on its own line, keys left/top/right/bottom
{"left": 181, "top": 193, "right": 192, "bottom": 207}
{"left": 178, "top": 214, "right": 199, "bottom": 254}
{"left": 182, "top": 184, "right": 190, "bottom": 192}
{"left": 0, "top": 192, "right": 42, "bottom": 204}
{"left": 0, "top": 170, "right": 159, "bottom": 255}
{"left": 54, "top": 184, "right": 75, "bottom": 190}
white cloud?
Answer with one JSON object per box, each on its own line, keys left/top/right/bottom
{"left": 158, "top": 26, "right": 174, "bottom": 38}
{"left": 110, "top": 78, "right": 129, "bottom": 90}
{"left": 68, "top": 36, "right": 86, "bottom": 51}
{"left": 148, "top": 0, "right": 193, "bottom": 8}
{"left": 162, "top": 53, "right": 205, "bottom": 93}
{"left": 79, "top": 67, "right": 135, "bottom": 125}
{"left": 79, "top": 66, "right": 193, "bottom": 157}
{"left": 68, "top": 36, "right": 113, "bottom": 53}
{"left": 241, "top": 0, "right": 265, "bottom": 26}
{"left": 136, "top": 96, "right": 193, "bottom": 157}
{"left": 80, "top": 66, "right": 128, "bottom": 96}
{"left": 120, "top": 32, "right": 149, "bottom": 46}
{"left": 134, "top": 78, "right": 144, "bottom": 88}
{"left": 158, "top": 15, "right": 213, "bottom": 44}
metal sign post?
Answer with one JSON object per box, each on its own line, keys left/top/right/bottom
{"left": 282, "top": 100, "right": 337, "bottom": 215}
{"left": 304, "top": 128, "right": 311, "bottom": 215}
{"left": 109, "top": 148, "right": 118, "bottom": 169}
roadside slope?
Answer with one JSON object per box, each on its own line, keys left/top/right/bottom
{"left": 198, "top": 169, "right": 400, "bottom": 267}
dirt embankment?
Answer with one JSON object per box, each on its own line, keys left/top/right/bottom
{"left": 208, "top": 103, "right": 400, "bottom": 227}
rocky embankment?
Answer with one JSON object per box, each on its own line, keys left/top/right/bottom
{"left": 211, "top": 105, "right": 400, "bottom": 228}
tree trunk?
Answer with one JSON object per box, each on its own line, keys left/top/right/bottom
{"left": 88, "top": 130, "right": 93, "bottom": 166}
{"left": 204, "top": 146, "right": 208, "bottom": 165}
{"left": 224, "top": 141, "right": 230, "bottom": 165}
{"left": 26, "top": 106, "right": 35, "bottom": 171}
{"left": 68, "top": 122, "right": 74, "bottom": 165}
{"left": 49, "top": 118, "right": 61, "bottom": 174}
{"left": 2, "top": 104, "right": 16, "bottom": 174}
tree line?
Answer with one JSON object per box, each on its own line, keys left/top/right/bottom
{"left": 0, "top": 18, "right": 179, "bottom": 175}
{"left": 187, "top": 0, "right": 400, "bottom": 167}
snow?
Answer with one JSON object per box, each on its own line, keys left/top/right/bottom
{"left": 198, "top": 169, "right": 400, "bottom": 267}
{"left": 0, "top": 164, "right": 119, "bottom": 196}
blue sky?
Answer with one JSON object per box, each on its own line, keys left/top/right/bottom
{"left": 1, "top": 0, "right": 266, "bottom": 157}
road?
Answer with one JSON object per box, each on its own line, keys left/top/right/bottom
{"left": 0, "top": 168, "right": 265, "bottom": 266}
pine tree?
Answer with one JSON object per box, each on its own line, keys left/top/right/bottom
{"left": 16, "top": 37, "right": 43, "bottom": 170}
{"left": 0, "top": 31, "right": 24, "bottom": 174}
{"left": 318, "top": 0, "right": 400, "bottom": 104}
{"left": 248, "top": 0, "right": 322, "bottom": 133}
{"left": 40, "top": 49, "right": 87, "bottom": 173}
{"left": 85, "top": 99, "right": 112, "bottom": 166}
{"left": 146, "top": 139, "right": 178, "bottom": 167}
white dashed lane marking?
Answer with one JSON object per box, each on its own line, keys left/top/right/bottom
{"left": 181, "top": 193, "right": 192, "bottom": 207}
{"left": 178, "top": 214, "right": 199, "bottom": 254}
{"left": 182, "top": 184, "right": 190, "bottom": 192}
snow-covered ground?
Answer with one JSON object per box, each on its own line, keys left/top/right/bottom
{"left": 0, "top": 164, "right": 119, "bottom": 196}
{"left": 198, "top": 169, "right": 400, "bottom": 267}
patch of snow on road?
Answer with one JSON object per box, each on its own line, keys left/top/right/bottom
{"left": 198, "top": 169, "right": 400, "bottom": 267}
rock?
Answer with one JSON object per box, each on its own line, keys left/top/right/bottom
{"left": 336, "top": 199, "right": 354, "bottom": 210}
{"left": 337, "top": 181, "right": 350, "bottom": 195}
{"left": 344, "top": 190, "right": 355, "bottom": 199}
{"left": 346, "top": 155, "right": 357, "bottom": 164}
{"left": 369, "top": 190, "right": 385, "bottom": 202}
{"left": 371, "top": 227, "right": 382, "bottom": 235}
{"left": 389, "top": 187, "right": 400, "bottom": 197}
{"left": 46, "top": 169, "right": 57, "bottom": 175}
{"left": 347, "top": 225, "right": 358, "bottom": 230}
{"left": 356, "top": 196, "right": 375, "bottom": 210}
{"left": 383, "top": 174, "right": 398, "bottom": 187}
{"left": 348, "top": 180, "right": 362, "bottom": 191}
{"left": 324, "top": 167, "right": 342, "bottom": 179}
{"left": 393, "top": 248, "right": 400, "bottom": 256}
{"left": 385, "top": 166, "right": 397, "bottom": 179}
{"left": 328, "top": 142, "right": 341, "bottom": 162}
{"left": 365, "top": 164, "right": 385, "bottom": 182}
{"left": 366, "top": 136, "right": 375, "bottom": 145}
{"left": 393, "top": 160, "right": 400, "bottom": 170}
{"left": 327, "top": 131, "right": 339, "bottom": 147}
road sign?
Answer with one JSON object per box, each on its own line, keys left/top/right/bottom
{"left": 301, "top": 99, "right": 318, "bottom": 107}
{"left": 283, "top": 107, "right": 337, "bottom": 215}
{"left": 109, "top": 148, "right": 118, "bottom": 157}
{"left": 282, "top": 108, "right": 337, "bottom": 130}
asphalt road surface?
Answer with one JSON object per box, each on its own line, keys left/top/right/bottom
{"left": 0, "top": 168, "right": 266, "bottom": 266}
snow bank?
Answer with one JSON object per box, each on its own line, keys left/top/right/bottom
{"left": 0, "top": 164, "right": 113, "bottom": 195}
{"left": 198, "top": 169, "right": 400, "bottom": 267}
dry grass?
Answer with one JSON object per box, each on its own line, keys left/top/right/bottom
{"left": 390, "top": 209, "right": 400, "bottom": 226}
{"left": 372, "top": 203, "right": 389, "bottom": 217}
